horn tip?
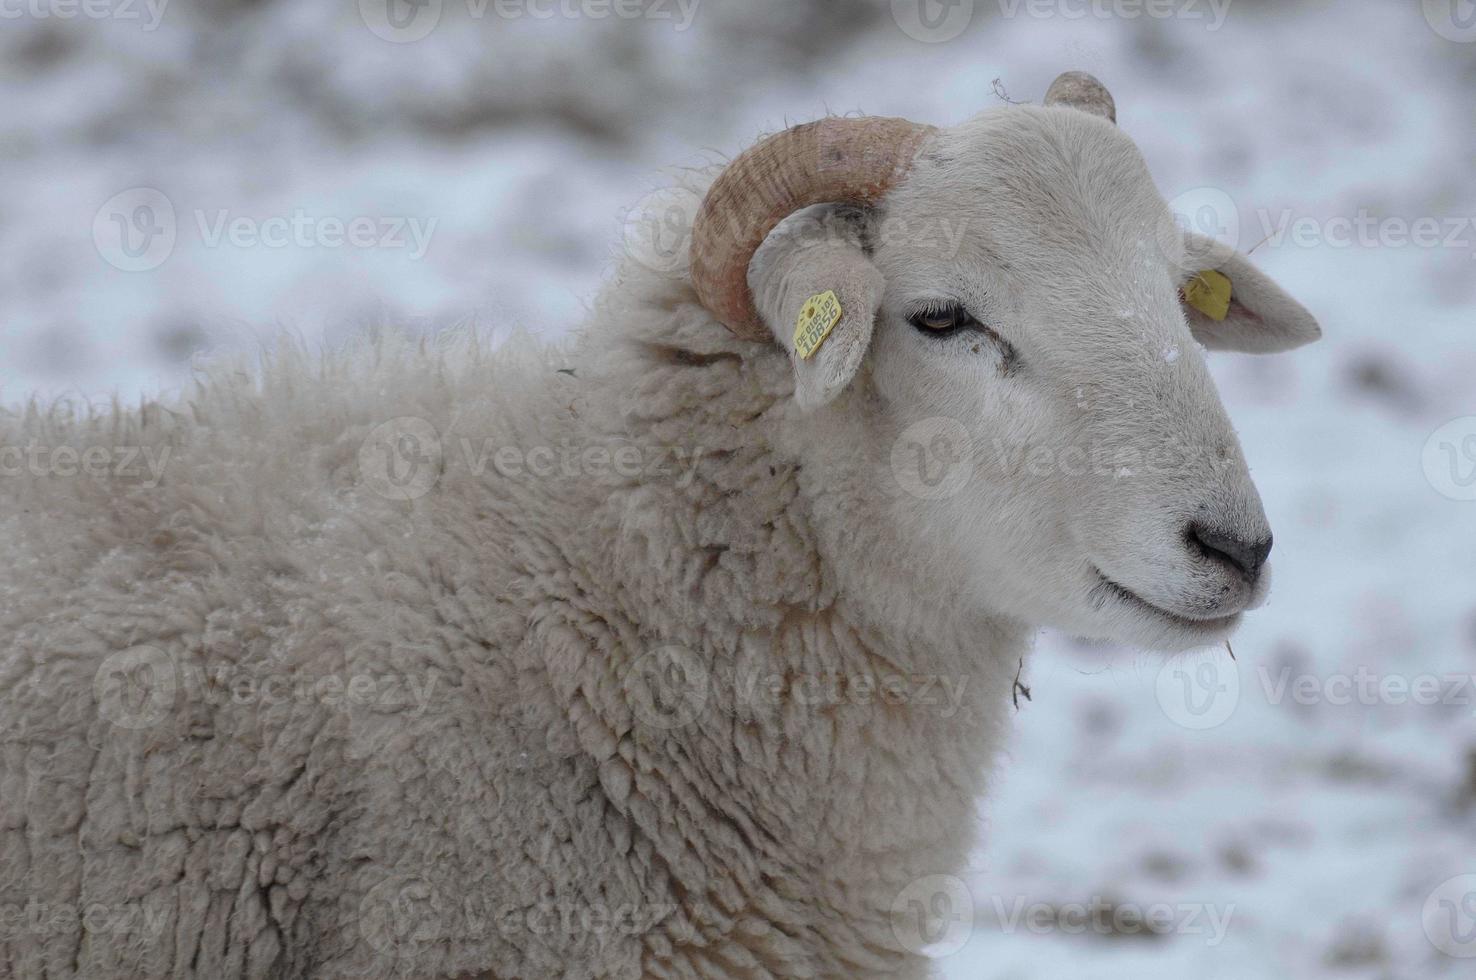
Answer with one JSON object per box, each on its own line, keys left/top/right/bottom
{"left": 1044, "top": 71, "right": 1117, "bottom": 124}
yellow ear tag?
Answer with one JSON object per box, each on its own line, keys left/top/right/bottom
{"left": 1183, "top": 269, "right": 1233, "bottom": 322}
{"left": 793, "top": 290, "right": 843, "bottom": 360}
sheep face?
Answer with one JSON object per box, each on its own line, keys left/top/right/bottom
{"left": 754, "top": 105, "right": 1320, "bottom": 652}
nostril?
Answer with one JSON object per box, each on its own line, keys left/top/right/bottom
{"left": 1187, "top": 523, "right": 1273, "bottom": 579}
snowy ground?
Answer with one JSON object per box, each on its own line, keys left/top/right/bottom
{"left": 3, "top": 1, "right": 1475, "bottom": 977}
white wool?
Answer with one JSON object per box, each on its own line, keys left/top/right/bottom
{"left": 0, "top": 314, "right": 1019, "bottom": 978}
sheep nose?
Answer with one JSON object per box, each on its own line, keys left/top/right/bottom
{"left": 1188, "top": 523, "right": 1272, "bottom": 579}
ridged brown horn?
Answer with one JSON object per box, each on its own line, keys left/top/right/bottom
{"left": 1044, "top": 71, "right": 1116, "bottom": 124}
{"left": 689, "top": 116, "right": 936, "bottom": 341}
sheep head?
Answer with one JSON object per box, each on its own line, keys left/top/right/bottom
{"left": 689, "top": 72, "right": 1322, "bottom": 652}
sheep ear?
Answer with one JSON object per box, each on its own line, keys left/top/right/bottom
{"left": 748, "top": 219, "right": 881, "bottom": 409}
{"left": 1179, "top": 232, "right": 1322, "bottom": 353}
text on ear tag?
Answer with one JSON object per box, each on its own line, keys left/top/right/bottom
{"left": 794, "top": 290, "right": 843, "bottom": 360}
{"left": 1183, "top": 269, "right": 1233, "bottom": 322}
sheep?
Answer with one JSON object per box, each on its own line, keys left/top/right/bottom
{"left": 0, "top": 72, "right": 1320, "bottom": 979}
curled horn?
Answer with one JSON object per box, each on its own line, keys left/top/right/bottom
{"left": 1044, "top": 71, "right": 1116, "bottom": 124}
{"left": 689, "top": 117, "right": 936, "bottom": 341}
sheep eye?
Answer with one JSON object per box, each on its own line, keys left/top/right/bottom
{"left": 909, "top": 304, "right": 978, "bottom": 335}
{"left": 908, "top": 302, "right": 1019, "bottom": 370}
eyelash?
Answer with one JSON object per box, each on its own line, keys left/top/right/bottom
{"left": 907, "top": 303, "right": 978, "bottom": 335}
{"left": 907, "top": 303, "right": 1019, "bottom": 364}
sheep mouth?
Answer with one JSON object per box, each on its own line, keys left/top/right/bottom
{"left": 1090, "top": 568, "right": 1241, "bottom": 633}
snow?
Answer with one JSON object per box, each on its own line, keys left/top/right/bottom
{"left": 3, "top": 2, "right": 1474, "bottom": 977}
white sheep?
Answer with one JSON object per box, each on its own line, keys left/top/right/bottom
{"left": 0, "top": 73, "right": 1319, "bottom": 979}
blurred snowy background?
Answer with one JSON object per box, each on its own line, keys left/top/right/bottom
{"left": 3, "top": 0, "right": 1475, "bottom": 976}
